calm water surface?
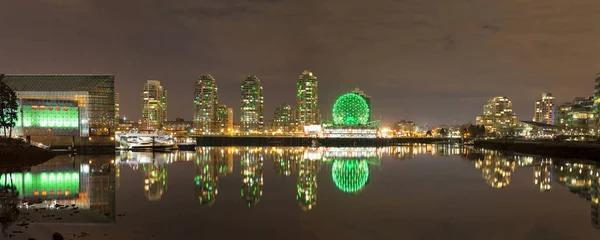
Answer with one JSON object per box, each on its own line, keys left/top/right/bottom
{"left": 1, "top": 145, "right": 600, "bottom": 239}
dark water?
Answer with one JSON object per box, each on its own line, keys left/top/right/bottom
{"left": 1, "top": 145, "right": 600, "bottom": 239}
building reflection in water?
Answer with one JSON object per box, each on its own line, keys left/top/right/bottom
{"left": 143, "top": 162, "right": 167, "bottom": 201}
{"left": 116, "top": 151, "right": 200, "bottom": 201}
{"left": 389, "top": 144, "right": 464, "bottom": 160}
{"left": 296, "top": 149, "right": 321, "bottom": 211}
{"left": 534, "top": 158, "right": 553, "bottom": 192}
{"left": 0, "top": 154, "right": 116, "bottom": 226}
{"left": 323, "top": 148, "right": 380, "bottom": 195}
{"left": 106, "top": 146, "right": 600, "bottom": 230}
{"left": 270, "top": 147, "right": 302, "bottom": 177}
{"left": 241, "top": 148, "right": 264, "bottom": 207}
{"left": 474, "top": 151, "right": 516, "bottom": 188}
{"left": 592, "top": 177, "right": 600, "bottom": 229}
{"left": 195, "top": 148, "right": 220, "bottom": 206}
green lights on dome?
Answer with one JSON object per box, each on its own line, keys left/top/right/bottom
{"left": 332, "top": 93, "right": 369, "bottom": 126}
{"left": 332, "top": 160, "right": 369, "bottom": 193}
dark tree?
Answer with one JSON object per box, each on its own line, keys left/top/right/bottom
{"left": 0, "top": 75, "right": 18, "bottom": 138}
{"left": 438, "top": 128, "right": 449, "bottom": 137}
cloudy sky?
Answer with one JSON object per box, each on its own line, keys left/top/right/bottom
{"left": 1, "top": 0, "right": 599, "bottom": 126}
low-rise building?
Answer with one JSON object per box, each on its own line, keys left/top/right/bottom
{"left": 1, "top": 74, "right": 116, "bottom": 147}
{"left": 555, "top": 97, "right": 596, "bottom": 135}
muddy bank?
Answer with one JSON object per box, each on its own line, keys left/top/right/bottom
{"left": 0, "top": 138, "right": 55, "bottom": 170}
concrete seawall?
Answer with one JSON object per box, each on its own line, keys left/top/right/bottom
{"left": 474, "top": 139, "right": 600, "bottom": 161}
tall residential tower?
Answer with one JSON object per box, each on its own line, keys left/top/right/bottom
{"left": 194, "top": 74, "right": 218, "bottom": 133}
{"left": 141, "top": 80, "right": 167, "bottom": 130}
{"left": 476, "top": 96, "right": 518, "bottom": 134}
{"left": 533, "top": 92, "right": 554, "bottom": 125}
{"left": 240, "top": 75, "right": 264, "bottom": 132}
{"left": 296, "top": 70, "right": 319, "bottom": 126}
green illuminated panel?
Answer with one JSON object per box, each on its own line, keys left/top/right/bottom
{"left": 0, "top": 172, "right": 80, "bottom": 198}
{"left": 332, "top": 93, "right": 369, "bottom": 126}
{"left": 21, "top": 105, "right": 79, "bottom": 128}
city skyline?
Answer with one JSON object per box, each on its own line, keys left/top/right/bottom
{"left": 2, "top": 1, "right": 599, "bottom": 126}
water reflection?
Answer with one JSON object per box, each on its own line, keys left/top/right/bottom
{"left": 241, "top": 148, "right": 264, "bottom": 207}
{"left": 2, "top": 144, "right": 600, "bottom": 235}
{"left": 474, "top": 151, "right": 516, "bottom": 188}
{"left": 297, "top": 151, "right": 321, "bottom": 211}
{"left": 195, "top": 148, "right": 220, "bottom": 206}
{"left": 534, "top": 158, "right": 553, "bottom": 191}
{"left": 143, "top": 162, "right": 167, "bottom": 201}
{"left": 0, "top": 154, "right": 116, "bottom": 236}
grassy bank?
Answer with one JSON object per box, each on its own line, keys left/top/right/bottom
{"left": 0, "top": 138, "right": 55, "bottom": 170}
{"left": 474, "top": 139, "right": 600, "bottom": 160}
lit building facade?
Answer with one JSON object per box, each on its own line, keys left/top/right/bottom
{"left": 216, "top": 105, "right": 233, "bottom": 133}
{"left": 296, "top": 70, "right": 320, "bottom": 126}
{"left": 476, "top": 96, "right": 519, "bottom": 134}
{"left": 533, "top": 92, "right": 554, "bottom": 125}
{"left": 194, "top": 74, "right": 218, "bottom": 133}
{"left": 555, "top": 97, "right": 595, "bottom": 135}
{"left": 115, "top": 92, "right": 120, "bottom": 123}
{"left": 1, "top": 74, "right": 116, "bottom": 138}
{"left": 273, "top": 103, "right": 295, "bottom": 132}
{"left": 163, "top": 119, "right": 193, "bottom": 136}
{"left": 240, "top": 75, "right": 264, "bottom": 133}
{"left": 594, "top": 73, "right": 600, "bottom": 115}
{"left": 351, "top": 88, "right": 372, "bottom": 122}
{"left": 141, "top": 80, "right": 167, "bottom": 130}
{"left": 394, "top": 120, "right": 418, "bottom": 137}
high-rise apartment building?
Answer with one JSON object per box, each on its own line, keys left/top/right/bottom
{"left": 593, "top": 73, "right": 600, "bottom": 135}
{"left": 115, "top": 92, "right": 120, "bottom": 123}
{"left": 194, "top": 74, "right": 218, "bottom": 133}
{"left": 533, "top": 92, "right": 554, "bottom": 125}
{"left": 476, "top": 96, "right": 518, "bottom": 134}
{"left": 217, "top": 105, "right": 233, "bottom": 133}
{"left": 240, "top": 75, "right": 264, "bottom": 132}
{"left": 141, "top": 80, "right": 167, "bottom": 130}
{"left": 594, "top": 73, "right": 600, "bottom": 111}
{"left": 352, "top": 88, "right": 372, "bottom": 122}
{"left": 273, "top": 103, "right": 295, "bottom": 132}
{"left": 296, "top": 70, "right": 320, "bottom": 126}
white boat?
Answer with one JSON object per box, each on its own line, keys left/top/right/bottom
{"left": 115, "top": 130, "right": 176, "bottom": 150}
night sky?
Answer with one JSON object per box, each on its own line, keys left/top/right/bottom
{"left": 1, "top": 0, "right": 599, "bottom": 126}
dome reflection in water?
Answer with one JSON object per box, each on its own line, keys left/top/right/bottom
{"left": 1, "top": 145, "right": 600, "bottom": 238}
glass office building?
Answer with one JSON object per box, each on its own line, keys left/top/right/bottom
{"left": 1, "top": 74, "right": 116, "bottom": 137}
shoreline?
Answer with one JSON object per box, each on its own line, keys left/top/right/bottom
{"left": 473, "top": 139, "right": 600, "bottom": 161}
{"left": 0, "top": 138, "right": 56, "bottom": 171}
